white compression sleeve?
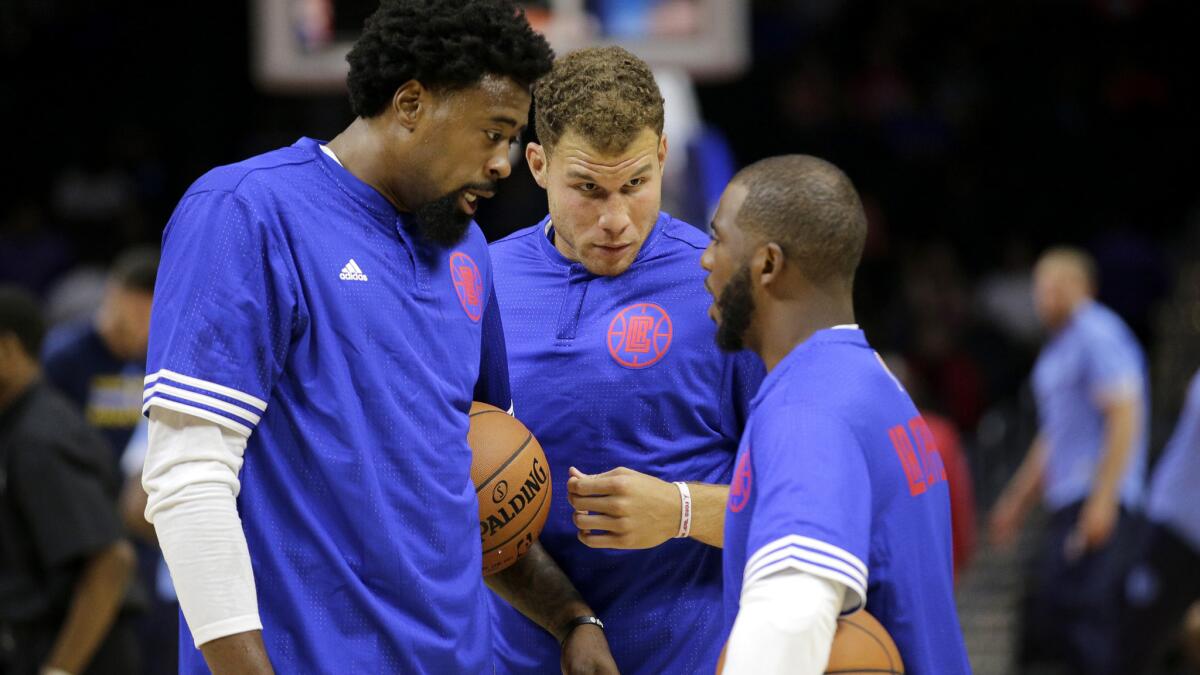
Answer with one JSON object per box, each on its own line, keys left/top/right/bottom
{"left": 143, "top": 407, "right": 261, "bottom": 646}
{"left": 722, "top": 568, "right": 846, "bottom": 675}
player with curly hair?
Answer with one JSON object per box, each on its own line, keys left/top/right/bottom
{"left": 137, "top": 2, "right": 571, "bottom": 673}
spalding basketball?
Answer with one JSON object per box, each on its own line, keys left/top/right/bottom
{"left": 715, "top": 610, "right": 904, "bottom": 674}
{"left": 826, "top": 611, "right": 904, "bottom": 674}
{"left": 469, "top": 402, "right": 552, "bottom": 576}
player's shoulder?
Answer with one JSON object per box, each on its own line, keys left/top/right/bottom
{"left": 769, "top": 338, "right": 906, "bottom": 418}
{"left": 184, "top": 140, "right": 319, "bottom": 203}
{"left": 658, "top": 213, "right": 710, "bottom": 251}
{"left": 489, "top": 220, "right": 546, "bottom": 261}
{"left": 1076, "top": 302, "right": 1142, "bottom": 353}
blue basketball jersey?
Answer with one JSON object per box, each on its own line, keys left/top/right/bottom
{"left": 145, "top": 138, "right": 510, "bottom": 674}
{"left": 488, "top": 214, "right": 764, "bottom": 674}
{"left": 723, "top": 328, "right": 971, "bottom": 675}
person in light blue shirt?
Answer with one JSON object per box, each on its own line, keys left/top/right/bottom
{"left": 989, "top": 246, "right": 1148, "bottom": 674}
{"left": 1113, "top": 368, "right": 1200, "bottom": 673}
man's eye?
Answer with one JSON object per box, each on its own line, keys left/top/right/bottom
{"left": 579, "top": 183, "right": 597, "bottom": 192}
{"left": 628, "top": 177, "right": 646, "bottom": 187}
{"left": 486, "top": 131, "right": 502, "bottom": 143}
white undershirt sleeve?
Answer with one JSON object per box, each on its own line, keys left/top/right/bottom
{"left": 143, "top": 407, "right": 261, "bottom": 647}
{"left": 722, "top": 568, "right": 846, "bottom": 675}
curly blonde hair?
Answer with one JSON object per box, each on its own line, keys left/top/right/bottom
{"left": 534, "top": 46, "right": 664, "bottom": 153}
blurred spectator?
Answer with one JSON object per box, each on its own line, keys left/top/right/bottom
{"left": 0, "top": 285, "right": 138, "bottom": 675}
{"left": 989, "top": 247, "right": 1148, "bottom": 674}
{"left": 41, "top": 248, "right": 158, "bottom": 471}
{"left": 1113, "top": 368, "right": 1200, "bottom": 673}
{"left": 884, "top": 353, "right": 978, "bottom": 581}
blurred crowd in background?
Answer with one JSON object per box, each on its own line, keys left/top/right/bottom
{"left": 1, "top": 0, "right": 1198, "bottom": 673}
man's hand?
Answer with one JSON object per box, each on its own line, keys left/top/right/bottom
{"left": 987, "top": 497, "right": 1023, "bottom": 552}
{"left": 1069, "top": 493, "right": 1119, "bottom": 557}
{"left": 561, "top": 625, "right": 620, "bottom": 675}
{"left": 567, "top": 467, "right": 679, "bottom": 549}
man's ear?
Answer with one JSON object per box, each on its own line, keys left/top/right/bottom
{"left": 526, "top": 142, "right": 549, "bottom": 189}
{"left": 391, "top": 80, "right": 426, "bottom": 131}
{"left": 657, "top": 132, "right": 669, "bottom": 172}
{"left": 755, "top": 242, "right": 786, "bottom": 290}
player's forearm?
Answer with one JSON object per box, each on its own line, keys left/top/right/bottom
{"left": 43, "top": 540, "right": 135, "bottom": 674}
{"left": 999, "top": 434, "right": 1047, "bottom": 519}
{"left": 1090, "top": 398, "right": 1139, "bottom": 504}
{"left": 200, "top": 630, "right": 275, "bottom": 675}
{"left": 686, "top": 483, "right": 729, "bottom": 548}
{"left": 484, "top": 541, "right": 594, "bottom": 642}
{"left": 721, "top": 570, "right": 843, "bottom": 674}
{"left": 145, "top": 410, "right": 264, "bottom": 647}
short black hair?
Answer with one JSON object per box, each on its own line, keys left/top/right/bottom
{"left": 732, "top": 155, "right": 867, "bottom": 288}
{"left": 346, "top": 0, "right": 555, "bottom": 118}
{"left": 0, "top": 285, "right": 45, "bottom": 358}
{"left": 110, "top": 246, "right": 159, "bottom": 294}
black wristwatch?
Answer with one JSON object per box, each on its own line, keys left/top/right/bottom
{"left": 560, "top": 615, "right": 605, "bottom": 646}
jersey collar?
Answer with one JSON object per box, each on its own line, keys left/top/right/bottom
{"left": 751, "top": 326, "right": 869, "bottom": 409}
{"left": 300, "top": 137, "right": 398, "bottom": 221}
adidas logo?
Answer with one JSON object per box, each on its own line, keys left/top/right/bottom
{"left": 339, "top": 259, "right": 368, "bottom": 281}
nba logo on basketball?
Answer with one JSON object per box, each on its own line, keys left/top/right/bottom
{"left": 450, "top": 251, "right": 483, "bottom": 322}
{"left": 729, "top": 450, "right": 752, "bottom": 513}
{"left": 606, "top": 302, "right": 673, "bottom": 369}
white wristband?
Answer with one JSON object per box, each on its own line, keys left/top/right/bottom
{"left": 674, "top": 481, "right": 693, "bottom": 538}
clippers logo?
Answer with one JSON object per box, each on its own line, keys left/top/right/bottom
{"left": 606, "top": 302, "right": 672, "bottom": 369}
{"left": 450, "top": 251, "right": 483, "bottom": 322}
{"left": 729, "top": 449, "right": 753, "bottom": 513}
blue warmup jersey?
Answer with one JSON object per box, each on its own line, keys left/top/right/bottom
{"left": 1147, "top": 369, "right": 1200, "bottom": 552}
{"left": 489, "top": 213, "right": 764, "bottom": 674}
{"left": 723, "top": 328, "right": 971, "bottom": 675}
{"left": 1032, "top": 300, "right": 1148, "bottom": 511}
{"left": 144, "top": 138, "right": 510, "bottom": 674}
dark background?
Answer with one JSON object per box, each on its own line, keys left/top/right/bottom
{"left": 3, "top": 0, "right": 1199, "bottom": 498}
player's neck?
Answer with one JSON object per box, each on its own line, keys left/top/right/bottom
{"left": 757, "top": 293, "right": 855, "bottom": 372}
{"left": 326, "top": 118, "right": 411, "bottom": 212}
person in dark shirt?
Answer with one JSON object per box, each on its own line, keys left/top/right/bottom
{"left": 0, "top": 286, "right": 137, "bottom": 675}
{"left": 42, "top": 248, "right": 158, "bottom": 468}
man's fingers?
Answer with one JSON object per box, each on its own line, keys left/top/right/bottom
{"left": 573, "top": 511, "right": 621, "bottom": 532}
{"left": 566, "top": 494, "right": 624, "bottom": 515}
{"left": 577, "top": 530, "right": 623, "bottom": 549}
{"left": 568, "top": 474, "right": 625, "bottom": 497}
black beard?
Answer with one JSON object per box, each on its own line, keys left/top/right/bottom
{"left": 413, "top": 191, "right": 473, "bottom": 247}
{"left": 715, "top": 264, "right": 755, "bottom": 352}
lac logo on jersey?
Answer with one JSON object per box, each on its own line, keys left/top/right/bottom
{"left": 729, "top": 450, "right": 753, "bottom": 513}
{"left": 450, "top": 251, "right": 483, "bottom": 322}
{"left": 606, "top": 302, "right": 673, "bottom": 369}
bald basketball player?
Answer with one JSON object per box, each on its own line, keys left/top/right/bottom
{"left": 703, "top": 155, "right": 970, "bottom": 674}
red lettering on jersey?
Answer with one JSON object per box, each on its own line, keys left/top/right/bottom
{"left": 624, "top": 315, "right": 654, "bottom": 353}
{"left": 889, "top": 424, "right": 927, "bottom": 496}
{"left": 909, "top": 416, "right": 947, "bottom": 484}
